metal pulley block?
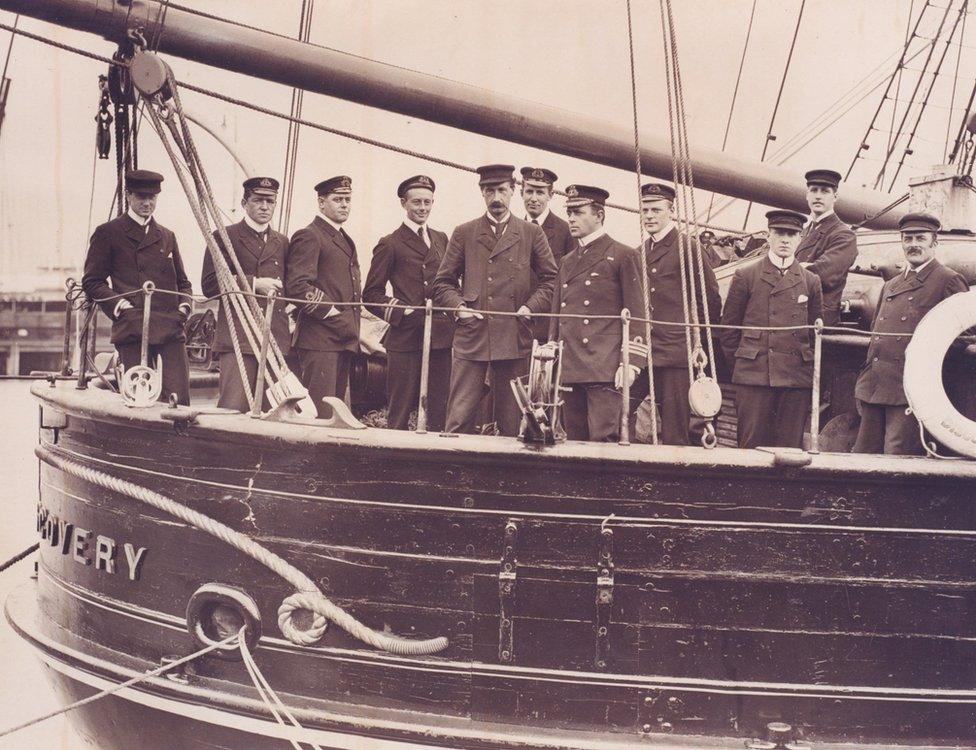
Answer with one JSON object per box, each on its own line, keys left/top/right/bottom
{"left": 129, "top": 50, "right": 173, "bottom": 99}
{"left": 119, "top": 356, "right": 163, "bottom": 408}
{"left": 688, "top": 375, "right": 722, "bottom": 419}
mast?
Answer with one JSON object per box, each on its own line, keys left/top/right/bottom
{"left": 1, "top": 0, "right": 907, "bottom": 228}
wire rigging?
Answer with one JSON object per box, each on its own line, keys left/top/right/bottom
{"left": 279, "top": 0, "right": 315, "bottom": 237}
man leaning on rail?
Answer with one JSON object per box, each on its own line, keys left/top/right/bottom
{"left": 548, "top": 184, "right": 645, "bottom": 442}
{"left": 623, "top": 182, "right": 722, "bottom": 445}
{"left": 201, "top": 177, "right": 291, "bottom": 412}
{"left": 852, "top": 212, "right": 968, "bottom": 455}
{"left": 81, "top": 170, "right": 193, "bottom": 405}
{"left": 720, "top": 209, "right": 823, "bottom": 449}
{"left": 432, "top": 164, "right": 558, "bottom": 437}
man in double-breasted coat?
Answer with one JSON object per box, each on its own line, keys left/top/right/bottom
{"left": 363, "top": 175, "right": 454, "bottom": 431}
{"left": 795, "top": 168, "right": 858, "bottom": 326}
{"left": 284, "top": 175, "right": 362, "bottom": 417}
{"left": 853, "top": 212, "right": 968, "bottom": 455}
{"left": 82, "top": 170, "right": 193, "bottom": 405}
{"left": 624, "top": 182, "right": 722, "bottom": 445}
{"left": 548, "top": 184, "right": 644, "bottom": 442}
{"left": 432, "top": 164, "right": 557, "bottom": 436}
{"left": 201, "top": 176, "right": 291, "bottom": 412}
{"left": 720, "top": 210, "right": 824, "bottom": 449}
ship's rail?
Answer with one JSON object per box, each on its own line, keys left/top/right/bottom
{"left": 62, "top": 282, "right": 975, "bottom": 456}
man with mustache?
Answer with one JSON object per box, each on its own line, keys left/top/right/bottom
{"left": 795, "top": 169, "right": 858, "bottom": 326}
{"left": 363, "top": 175, "right": 454, "bottom": 431}
{"left": 285, "top": 175, "right": 362, "bottom": 417}
{"left": 201, "top": 176, "right": 291, "bottom": 412}
{"left": 520, "top": 167, "right": 576, "bottom": 343}
{"left": 432, "top": 164, "right": 557, "bottom": 436}
{"left": 852, "top": 212, "right": 967, "bottom": 455}
{"left": 82, "top": 169, "right": 193, "bottom": 405}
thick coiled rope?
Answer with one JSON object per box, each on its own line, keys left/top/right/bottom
{"left": 37, "top": 445, "right": 449, "bottom": 656}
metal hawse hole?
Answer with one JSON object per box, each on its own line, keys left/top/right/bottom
{"left": 186, "top": 583, "right": 262, "bottom": 660}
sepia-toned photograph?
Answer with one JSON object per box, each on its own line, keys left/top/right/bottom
{"left": 0, "top": 1, "right": 974, "bottom": 747}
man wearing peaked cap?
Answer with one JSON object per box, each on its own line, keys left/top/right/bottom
{"left": 363, "top": 175, "right": 454, "bottom": 431}
{"left": 284, "top": 175, "right": 362, "bottom": 417}
{"left": 432, "top": 163, "right": 557, "bottom": 436}
{"left": 82, "top": 169, "right": 194, "bottom": 404}
{"left": 853, "top": 212, "right": 968, "bottom": 455}
{"left": 623, "top": 180, "right": 721, "bottom": 445}
{"left": 201, "top": 176, "right": 291, "bottom": 412}
{"left": 520, "top": 166, "right": 575, "bottom": 341}
{"left": 720, "top": 209, "right": 823, "bottom": 449}
{"left": 548, "top": 184, "right": 645, "bottom": 441}
{"left": 795, "top": 168, "right": 858, "bottom": 326}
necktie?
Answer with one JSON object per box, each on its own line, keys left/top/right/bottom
{"left": 531, "top": 218, "right": 539, "bottom": 225}
{"left": 417, "top": 225, "right": 429, "bottom": 247}
{"left": 906, "top": 269, "right": 917, "bottom": 281}
{"left": 493, "top": 221, "right": 505, "bottom": 239}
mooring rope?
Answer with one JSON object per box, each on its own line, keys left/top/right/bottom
{"left": 0, "top": 543, "right": 38, "bottom": 574}
{"left": 36, "top": 445, "right": 449, "bottom": 656}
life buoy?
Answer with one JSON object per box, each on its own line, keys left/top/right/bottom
{"left": 904, "top": 289, "right": 976, "bottom": 458}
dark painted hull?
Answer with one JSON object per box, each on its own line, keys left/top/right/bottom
{"left": 17, "top": 379, "right": 976, "bottom": 749}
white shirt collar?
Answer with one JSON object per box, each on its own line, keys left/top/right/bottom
{"left": 319, "top": 212, "right": 345, "bottom": 232}
{"left": 650, "top": 221, "right": 675, "bottom": 244}
{"left": 579, "top": 228, "right": 607, "bottom": 247}
{"left": 127, "top": 209, "right": 151, "bottom": 227}
{"left": 810, "top": 209, "right": 834, "bottom": 224}
{"left": 243, "top": 213, "right": 270, "bottom": 234}
{"left": 486, "top": 211, "right": 511, "bottom": 225}
{"left": 526, "top": 207, "right": 550, "bottom": 225}
{"left": 906, "top": 257, "right": 934, "bottom": 276}
{"left": 767, "top": 250, "right": 796, "bottom": 270}
{"left": 403, "top": 216, "right": 426, "bottom": 234}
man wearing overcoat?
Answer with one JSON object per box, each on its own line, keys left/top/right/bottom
{"left": 548, "top": 184, "right": 644, "bottom": 442}
{"left": 432, "top": 164, "right": 558, "bottom": 436}
{"left": 363, "top": 175, "right": 454, "bottom": 431}
{"left": 625, "top": 182, "right": 721, "bottom": 445}
{"left": 82, "top": 169, "right": 193, "bottom": 405}
{"left": 285, "top": 176, "right": 362, "bottom": 417}
{"left": 795, "top": 168, "right": 858, "bottom": 326}
{"left": 720, "top": 209, "right": 824, "bottom": 449}
{"left": 201, "top": 177, "right": 291, "bottom": 412}
{"left": 852, "top": 212, "right": 968, "bottom": 455}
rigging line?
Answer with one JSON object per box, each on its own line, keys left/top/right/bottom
{"left": 887, "top": 0, "right": 967, "bottom": 190}
{"left": 846, "top": 0, "right": 933, "bottom": 180}
{"left": 704, "top": 0, "right": 756, "bottom": 223}
{"left": 872, "top": 0, "right": 954, "bottom": 189}
{"left": 280, "top": 0, "right": 315, "bottom": 236}
{"left": 948, "top": 71, "right": 976, "bottom": 162}
{"left": 884, "top": 0, "right": 917, "bottom": 187}
{"left": 0, "top": 13, "right": 17, "bottom": 90}
{"left": 741, "top": 0, "right": 806, "bottom": 229}
{"left": 945, "top": 0, "right": 968, "bottom": 160}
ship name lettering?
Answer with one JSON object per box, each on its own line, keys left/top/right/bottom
{"left": 36, "top": 505, "right": 147, "bottom": 581}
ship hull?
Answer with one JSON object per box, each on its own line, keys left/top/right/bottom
{"left": 18, "top": 379, "right": 976, "bottom": 749}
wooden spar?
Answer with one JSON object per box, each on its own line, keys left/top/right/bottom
{"left": 1, "top": 0, "right": 906, "bottom": 229}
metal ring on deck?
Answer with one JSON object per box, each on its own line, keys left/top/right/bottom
{"left": 186, "top": 583, "right": 262, "bottom": 660}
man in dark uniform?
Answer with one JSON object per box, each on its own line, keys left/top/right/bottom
{"left": 624, "top": 182, "right": 721, "bottom": 445}
{"left": 285, "top": 176, "right": 362, "bottom": 417}
{"left": 520, "top": 167, "right": 576, "bottom": 344}
{"left": 432, "top": 164, "right": 557, "bottom": 436}
{"left": 82, "top": 170, "right": 193, "bottom": 405}
{"left": 201, "top": 176, "right": 291, "bottom": 412}
{"left": 853, "top": 212, "right": 968, "bottom": 455}
{"left": 548, "top": 185, "right": 644, "bottom": 442}
{"left": 720, "top": 209, "right": 824, "bottom": 449}
{"left": 795, "top": 169, "right": 858, "bottom": 326}
{"left": 362, "top": 175, "right": 454, "bottom": 431}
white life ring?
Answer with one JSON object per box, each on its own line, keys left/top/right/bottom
{"left": 903, "top": 289, "right": 976, "bottom": 458}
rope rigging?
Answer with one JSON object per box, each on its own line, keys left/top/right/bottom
{"left": 278, "top": 0, "right": 315, "bottom": 237}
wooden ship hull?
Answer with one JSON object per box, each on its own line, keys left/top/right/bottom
{"left": 9, "top": 378, "right": 976, "bottom": 748}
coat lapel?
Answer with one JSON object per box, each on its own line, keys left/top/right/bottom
{"left": 397, "top": 222, "right": 429, "bottom": 257}
{"left": 567, "top": 234, "right": 609, "bottom": 280}
{"left": 759, "top": 256, "right": 782, "bottom": 288}
{"left": 642, "top": 226, "right": 677, "bottom": 267}
{"left": 771, "top": 260, "right": 802, "bottom": 294}
{"left": 315, "top": 215, "right": 353, "bottom": 259}
{"left": 234, "top": 221, "right": 265, "bottom": 262}
{"left": 138, "top": 218, "right": 163, "bottom": 253}
{"left": 488, "top": 217, "right": 520, "bottom": 259}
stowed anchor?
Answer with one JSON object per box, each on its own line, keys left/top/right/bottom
{"left": 511, "top": 340, "right": 564, "bottom": 445}
{"left": 119, "top": 281, "right": 164, "bottom": 408}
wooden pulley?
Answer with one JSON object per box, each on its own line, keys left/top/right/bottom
{"left": 119, "top": 357, "right": 163, "bottom": 408}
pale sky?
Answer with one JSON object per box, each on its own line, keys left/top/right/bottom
{"left": 0, "top": 0, "right": 969, "bottom": 292}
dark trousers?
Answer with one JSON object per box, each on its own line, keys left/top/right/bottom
{"left": 735, "top": 384, "right": 809, "bottom": 449}
{"left": 386, "top": 348, "right": 452, "bottom": 431}
{"left": 630, "top": 366, "right": 691, "bottom": 445}
{"left": 445, "top": 356, "right": 528, "bottom": 437}
{"left": 296, "top": 348, "right": 352, "bottom": 418}
{"left": 852, "top": 400, "right": 923, "bottom": 456}
{"left": 216, "top": 353, "right": 272, "bottom": 413}
{"left": 117, "top": 338, "right": 190, "bottom": 406}
{"left": 563, "top": 383, "right": 622, "bottom": 442}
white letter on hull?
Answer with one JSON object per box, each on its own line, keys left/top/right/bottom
{"left": 123, "top": 543, "right": 147, "bottom": 581}
{"left": 72, "top": 528, "right": 91, "bottom": 566}
{"left": 95, "top": 536, "right": 116, "bottom": 574}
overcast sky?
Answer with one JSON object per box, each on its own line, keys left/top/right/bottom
{"left": 0, "top": 0, "right": 970, "bottom": 290}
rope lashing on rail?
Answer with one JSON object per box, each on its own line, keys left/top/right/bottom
{"left": 37, "top": 445, "right": 449, "bottom": 655}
